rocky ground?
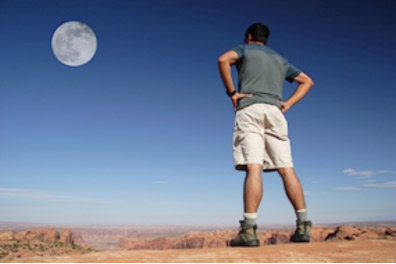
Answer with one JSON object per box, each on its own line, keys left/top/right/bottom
{"left": 117, "top": 225, "right": 396, "bottom": 250}
{"left": 1, "top": 225, "right": 395, "bottom": 262}
{"left": 8, "top": 240, "right": 396, "bottom": 263}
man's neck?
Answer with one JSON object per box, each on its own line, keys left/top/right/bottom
{"left": 247, "top": 41, "right": 265, "bottom": 46}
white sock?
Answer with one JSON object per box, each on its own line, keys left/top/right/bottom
{"left": 243, "top": 213, "right": 257, "bottom": 225}
{"left": 296, "top": 209, "right": 308, "bottom": 222}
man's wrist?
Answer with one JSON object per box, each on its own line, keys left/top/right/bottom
{"left": 226, "top": 90, "right": 237, "bottom": 97}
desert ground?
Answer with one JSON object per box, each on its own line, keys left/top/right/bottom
{"left": 1, "top": 222, "right": 396, "bottom": 263}
{"left": 10, "top": 240, "right": 396, "bottom": 263}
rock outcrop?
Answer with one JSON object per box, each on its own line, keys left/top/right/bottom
{"left": 325, "top": 225, "right": 391, "bottom": 241}
{"left": 0, "top": 228, "right": 92, "bottom": 262}
{"left": 117, "top": 225, "right": 396, "bottom": 251}
{"left": 12, "top": 228, "right": 62, "bottom": 243}
{"left": 118, "top": 231, "right": 234, "bottom": 250}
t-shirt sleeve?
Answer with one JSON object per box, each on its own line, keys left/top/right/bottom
{"left": 232, "top": 45, "right": 245, "bottom": 59}
{"left": 285, "top": 62, "right": 302, "bottom": 83}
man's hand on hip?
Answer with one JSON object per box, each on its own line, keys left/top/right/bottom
{"left": 280, "top": 101, "right": 291, "bottom": 113}
{"left": 231, "top": 92, "right": 252, "bottom": 111}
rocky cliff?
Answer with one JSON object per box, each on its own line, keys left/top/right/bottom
{"left": 117, "top": 225, "right": 396, "bottom": 250}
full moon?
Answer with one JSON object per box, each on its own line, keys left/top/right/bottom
{"left": 51, "top": 21, "right": 97, "bottom": 67}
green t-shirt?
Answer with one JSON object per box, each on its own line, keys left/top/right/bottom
{"left": 233, "top": 44, "right": 301, "bottom": 110}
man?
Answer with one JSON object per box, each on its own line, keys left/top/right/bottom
{"left": 218, "top": 23, "right": 314, "bottom": 247}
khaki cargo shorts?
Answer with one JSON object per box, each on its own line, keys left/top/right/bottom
{"left": 233, "top": 103, "right": 293, "bottom": 171}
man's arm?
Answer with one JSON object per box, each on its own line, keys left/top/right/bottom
{"left": 218, "top": 50, "right": 252, "bottom": 110}
{"left": 281, "top": 72, "right": 314, "bottom": 113}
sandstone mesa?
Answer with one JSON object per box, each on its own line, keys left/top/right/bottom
{"left": 0, "top": 227, "right": 92, "bottom": 262}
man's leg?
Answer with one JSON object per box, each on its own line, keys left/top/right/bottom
{"left": 244, "top": 163, "right": 263, "bottom": 214}
{"left": 278, "top": 167, "right": 311, "bottom": 242}
{"left": 230, "top": 164, "right": 262, "bottom": 247}
{"left": 277, "top": 167, "right": 305, "bottom": 210}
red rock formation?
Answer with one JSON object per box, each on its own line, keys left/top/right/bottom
{"left": 0, "top": 231, "right": 15, "bottom": 242}
{"left": 310, "top": 227, "right": 334, "bottom": 242}
{"left": 60, "top": 229, "right": 74, "bottom": 243}
{"left": 326, "top": 226, "right": 384, "bottom": 241}
{"left": 267, "top": 232, "right": 290, "bottom": 245}
{"left": 0, "top": 228, "right": 76, "bottom": 244}
{"left": 0, "top": 228, "right": 91, "bottom": 262}
{"left": 12, "top": 228, "right": 61, "bottom": 242}
{"left": 386, "top": 227, "right": 396, "bottom": 236}
{"left": 117, "top": 225, "right": 396, "bottom": 251}
{"left": 118, "top": 231, "right": 235, "bottom": 251}
{"left": 326, "top": 225, "right": 362, "bottom": 240}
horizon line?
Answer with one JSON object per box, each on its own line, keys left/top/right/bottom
{"left": 1, "top": 219, "right": 396, "bottom": 229}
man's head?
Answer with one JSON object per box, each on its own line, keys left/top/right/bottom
{"left": 245, "top": 23, "right": 270, "bottom": 45}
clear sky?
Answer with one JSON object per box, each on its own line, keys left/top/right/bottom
{"left": 1, "top": 0, "right": 395, "bottom": 226}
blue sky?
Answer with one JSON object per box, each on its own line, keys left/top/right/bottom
{"left": 1, "top": 0, "right": 395, "bottom": 226}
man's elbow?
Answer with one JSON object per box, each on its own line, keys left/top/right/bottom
{"left": 301, "top": 74, "right": 314, "bottom": 89}
{"left": 307, "top": 77, "right": 314, "bottom": 88}
{"left": 294, "top": 72, "right": 314, "bottom": 88}
{"left": 218, "top": 55, "right": 228, "bottom": 66}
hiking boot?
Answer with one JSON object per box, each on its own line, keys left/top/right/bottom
{"left": 291, "top": 220, "right": 312, "bottom": 243}
{"left": 229, "top": 220, "right": 260, "bottom": 247}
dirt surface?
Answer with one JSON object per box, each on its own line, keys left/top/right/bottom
{"left": 10, "top": 239, "right": 396, "bottom": 263}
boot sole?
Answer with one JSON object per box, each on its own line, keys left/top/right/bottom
{"left": 291, "top": 235, "right": 310, "bottom": 243}
{"left": 230, "top": 240, "right": 260, "bottom": 247}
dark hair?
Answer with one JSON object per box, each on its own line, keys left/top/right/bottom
{"left": 245, "top": 23, "right": 270, "bottom": 44}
